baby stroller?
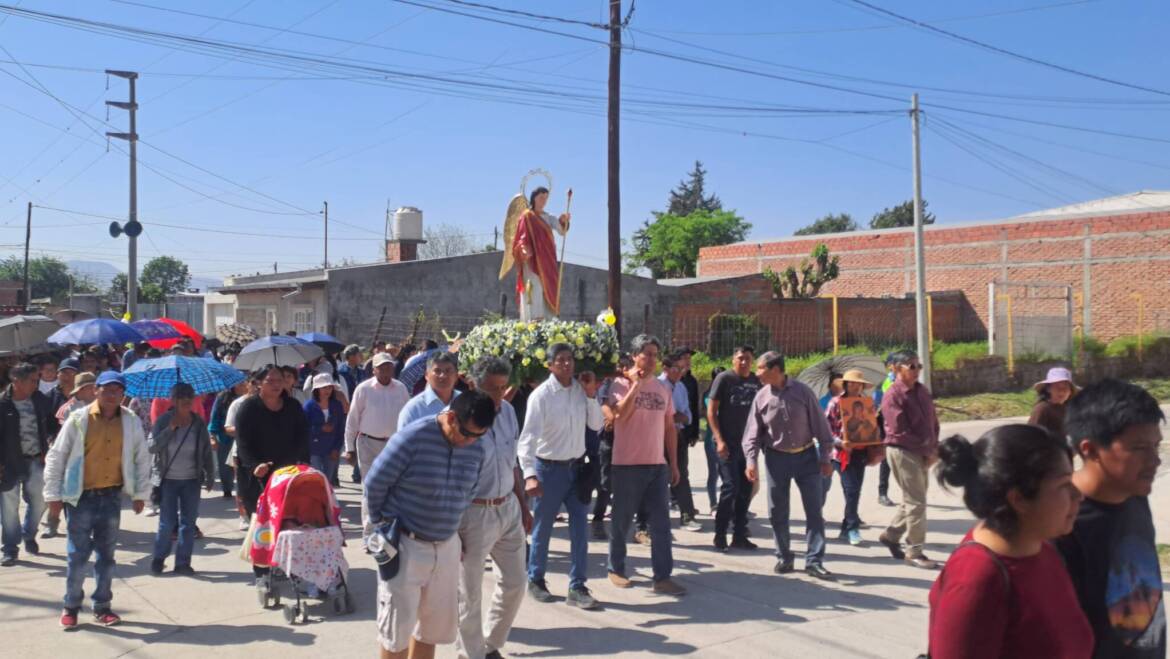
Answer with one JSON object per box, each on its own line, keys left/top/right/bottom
{"left": 249, "top": 464, "right": 353, "bottom": 624}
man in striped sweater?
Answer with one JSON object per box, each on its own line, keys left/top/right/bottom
{"left": 364, "top": 390, "right": 496, "bottom": 659}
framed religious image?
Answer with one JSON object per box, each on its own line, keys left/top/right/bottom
{"left": 841, "top": 395, "right": 881, "bottom": 446}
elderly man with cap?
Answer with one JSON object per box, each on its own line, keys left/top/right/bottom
{"left": 344, "top": 352, "right": 411, "bottom": 541}
{"left": 55, "top": 372, "right": 98, "bottom": 424}
{"left": 41, "top": 358, "right": 82, "bottom": 539}
{"left": 44, "top": 371, "right": 151, "bottom": 628}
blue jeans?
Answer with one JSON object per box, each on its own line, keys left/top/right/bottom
{"left": 703, "top": 436, "right": 719, "bottom": 510}
{"left": 714, "top": 446, "right": 751, "bottom": 539}
{"left": 214, "top": 436, "right": 235, "bottom": 496}
{"left": 152, "top": 479, "right": 201, "bottom": 568}
{"left": 607, "top": 464, "right": 672, "bottom": 582}
{"left": 0, "top": 459, "right": 45, "bottom": 556}
{"left": 764, "top": 448, "right": 826, "bottom": 566}
{"left": 838, "top": 453, "right": 867, "bottom": 533}
{"left": 64, "top": 489, "right": 122, "bottom": 611}
{"left": 310, "top": 454, "right": 339, "bottom": 483}
{"left": 527, "top": 458, "right": 590, "bottom": 590}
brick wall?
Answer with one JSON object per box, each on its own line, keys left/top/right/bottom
{"left": 697, "top": 210, "right": 1170, "bottom": 341}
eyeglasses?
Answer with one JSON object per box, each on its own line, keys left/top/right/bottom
{"left": 903, "top": 363, "right": 923, "bottom": 370}
{"left": 457, "top": 421, "right": 487, "bottom": 439}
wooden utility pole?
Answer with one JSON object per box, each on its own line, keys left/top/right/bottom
{"left": 607, "top": 0, "right": 623, "bottom": 340}
{"left": 22, "top": 202, "right": 31, "bottom": 310}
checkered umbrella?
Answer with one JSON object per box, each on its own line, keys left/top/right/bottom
{"left": 123, "top": 355, "right": 246, "bottom": 398}
{"left": 216, "top": 322, "right": 259, "bottom": 345}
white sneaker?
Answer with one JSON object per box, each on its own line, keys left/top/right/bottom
{"left": 238, "top": 517, "right": 249, "bottom": 531}
{"left": 682, "top": 519, "right": 702, "bottom": 532}
{"left": 144, "top": 507, "right": 159, "bottom": 517}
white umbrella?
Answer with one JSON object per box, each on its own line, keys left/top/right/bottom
{"left": 232, "top": 335, "right": 324, "bottom": 371}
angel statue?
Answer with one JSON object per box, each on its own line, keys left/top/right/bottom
{"left": 499, "top": 169, "right": 572, "bottom": 321}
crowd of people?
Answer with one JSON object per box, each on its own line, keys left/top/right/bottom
{"left": 0, "top": 331, "right": 1162, "bottom": 659}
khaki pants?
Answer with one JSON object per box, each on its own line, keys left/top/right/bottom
{"left": 357, "top": 434, "right": 387, "bottom": 540}
{"left": 376, "top": 534, "right": 460, "bottom": 653}
{"left": 883, "top": 448, "right": 928, "bottom": 557}
{"left": 455, "top": 496, "right": 527, "bottom": 659}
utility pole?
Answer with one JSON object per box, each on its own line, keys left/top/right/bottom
{"left": 105, "top": 70, "right": 140, "bottom": 319}
{"left": 911, "top": 93, "right": 931, "bottom": 388}
{"left": 22, "top": 202, "right": 31, "bottom": 311}
{"left": 493, "top": 226, "right": 499, "bottom": 251}
{"left": 607, "top": 0, "right": 623, "bottom": 340}
{"left": 323, "top": 201, "right": 329, "bottom": 269}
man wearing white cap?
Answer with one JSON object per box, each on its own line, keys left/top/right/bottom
{"left": 344, "top": 352, "right": 410, "bottom": 541}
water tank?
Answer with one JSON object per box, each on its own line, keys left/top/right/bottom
{"left": 392, "top": 207, "right": 423, "bottom": 241}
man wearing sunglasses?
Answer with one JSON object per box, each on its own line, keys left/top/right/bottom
{"left": 364, "top": 390, "right": 497, "bottom": 659}
{"left": 878, "top": 350, "right": 941, "bottom": 570}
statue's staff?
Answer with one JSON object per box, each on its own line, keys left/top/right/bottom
{"left": 556, "top": 188, "right": 572, "bottom": 314}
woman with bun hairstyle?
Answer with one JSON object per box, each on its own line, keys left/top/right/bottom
{"left": 927, "top": 423, "right": 1092, "bottom": 659}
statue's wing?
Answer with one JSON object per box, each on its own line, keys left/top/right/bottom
{"left": 498, "top": 193, "right": 528, "bottom": 280}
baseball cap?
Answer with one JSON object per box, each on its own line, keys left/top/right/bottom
{"left": 372, "top": 353, "right": 395, "bottom": 368}
{"left": 58, "top": 357, "right": 81, "bottom": 373}
{"left": 95, "top": 371, "right": 125, "bottom": 388}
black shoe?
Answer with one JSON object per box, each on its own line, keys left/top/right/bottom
{"left": 222, "top": 492, "right": 234, "bottom": 499}
{"left": 23, "top": 539, "right": 38, "bottom": 555}
{"left": 150, "top": 558, "right": 165, "bottom": 574}
{"left": 713, "top": 535, "right": 728, "bottom": 553}
{"left": 173, "top": 565, "right": 196, "bottom": 576}
{"left": 878, "top": 533, "right": 906, "bottom": 560}
{"left": 591, "top": 522, "right": 608, "bottom": 541}
{"left": 0, "top": 554, "right": 16, "bottom": 567}
{"left": 485, "top": 651, "right": 504, "bottom": 659}
{"left": 805, "top": 564, "right": 834, "bottom": 580}
{"left": 773, "top": 558, "right": 795, "bottom": 574}
{"left": 528, "top": 579, "right": 553, "bottom": 603}
{"left": 730, "top": 536, "right": 758, "bottom": 550}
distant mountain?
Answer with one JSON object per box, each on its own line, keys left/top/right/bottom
{"left": 67, "top": 260, "right": 223, "bottom": 293}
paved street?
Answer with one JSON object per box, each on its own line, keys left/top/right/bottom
{"left": 1, "top": 412, "right": 1166, "bottom": 658}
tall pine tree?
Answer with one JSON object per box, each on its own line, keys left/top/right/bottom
{"left": 659, "top": 160, "right": 722, "bottom": 217}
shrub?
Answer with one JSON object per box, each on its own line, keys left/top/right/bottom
{"left": 707, "top": 313, "right": 770, "bottom": 357}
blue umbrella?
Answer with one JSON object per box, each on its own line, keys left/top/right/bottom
{"left": 48, "top": 318, "right": 146, "bottom": 346}
{"left": 130, "top": 319, "right": 183, "bottom": 342}
{"left": 299, "top": 332, "right": 345, "bottom": 355}
{"left": 123, "top": 355, "right": 246, "bottom": 398}
{"left": 233, "top": 335, "right": 324, "bottom": 371}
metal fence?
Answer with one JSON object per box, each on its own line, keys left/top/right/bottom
{"left": 990, "top": 280, "right": 1072, "bottom": 368}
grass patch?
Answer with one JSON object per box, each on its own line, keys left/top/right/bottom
{"left": 935, "top": 377, "right": 1170, "bottom": 423}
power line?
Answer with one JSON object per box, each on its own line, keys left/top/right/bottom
{"left": 842, "top": 0, "right": 1170, "bottom": 98}
{"left": 433, "top": 0, "right": 612, "bottom": 30}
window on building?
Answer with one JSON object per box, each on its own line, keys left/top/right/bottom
{"left": 293, "top": 307, "right": 314, "bottom": 335}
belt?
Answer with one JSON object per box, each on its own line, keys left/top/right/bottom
{"left": 361, "top": 433, "right": 389, "bottom": 441}
{"left": 84, "top": 486, "right": 122, "bottom": 496}
{"left": 536, "top": 455, "right": 582, "bottom": 466}
{"left": 471, "top": 495, "right": 509, "bottom": 506}
{"left": 401, "top": 527, "right": 445, "bottom": 544}
{"left": 769, "top": 443, "right": 815, "bottom": 455}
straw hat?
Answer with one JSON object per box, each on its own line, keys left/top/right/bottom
{"left": 1033, "top": 367, "right": 1078, "bottom": 393}
{"left": 841, "top": 369, "right": 874, "bottom": 388}
{"left": 70, "top": 372, "right": 97, "bottom": 396}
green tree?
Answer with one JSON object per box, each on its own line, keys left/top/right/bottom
{"left": 627, "top": 209, "right": 750, "bottom": 278}
{"left": 794, "top": 213, "right": 858, "bottom": 236}
{"left": 0, "top": 255, "right": 94, "bottom": 302}
{"left": 869, "top": 200, "right": 935, "bottom": 229}
{"left": 140, "top": 256, "right": 190, "bottom": 301}
{"left": 660, "top": 160, "right": 722, "bottom": 217}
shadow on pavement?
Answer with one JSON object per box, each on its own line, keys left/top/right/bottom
{"left": 509, "top": 626, "right": 695, "bottom": 656}
{"left": 80, "top": 620, "right": 316, "bottom": 647}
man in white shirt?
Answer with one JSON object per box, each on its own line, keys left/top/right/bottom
{"left": 456, "top": 357, "right": 532, "bottom": 659}
{"left": 517, "top": 343, "right": 603, "bottom": 610}
{"left": 343, "top": 352, "right": 410, "bottom": 541}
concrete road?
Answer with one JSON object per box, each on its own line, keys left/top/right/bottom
{"left": 0, "top": 412, "right": 1166, "bottom": 658}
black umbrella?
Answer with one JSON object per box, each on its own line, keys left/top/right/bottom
{"left": 796, "top": 354, "right": 886, "bottom": 399}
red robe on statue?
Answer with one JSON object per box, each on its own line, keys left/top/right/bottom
{"left": 512, "top": 209, "right": 560, "bottom": 315}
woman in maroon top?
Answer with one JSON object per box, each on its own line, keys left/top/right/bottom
{"left": 929, "top": 424, "right": 1092, "bottom": 659}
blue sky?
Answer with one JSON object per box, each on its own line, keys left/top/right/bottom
{"left": 0, "top": 0, "right": 1167, "bottom": 283}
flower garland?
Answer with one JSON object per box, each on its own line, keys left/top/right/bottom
{"left": 459, "top": 312, "right": 620, "bottom": 385}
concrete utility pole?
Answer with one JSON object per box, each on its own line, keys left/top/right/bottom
{"left": 323, "top": 201, "right": 329, "bottom": 269}
{"left": 911, "top": 93, "right": 931, "bottom": 388}
{"left": 607, "top": 0, "right": 623, "bottom": 339}
{"left": 106, "top": 70, "right": 140, "bottom": 319}
{"left": 22, "top": 202, "right": 31, "bottom": 310}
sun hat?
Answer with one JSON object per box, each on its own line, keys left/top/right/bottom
{"left": 372, "top": 353, "right": 395, "bottom": 367}
{"left": 1033, "top": 367, "right": 1077, "bottom": 393}
{"left": 95, "top": 371, "right": 125, "bottom": 388}
{"left": 841, "top": 369, "right": 874, "bottom": 387}
{"left": 70, "top": 372, "right": 97, "bottom": 396}
{"left": 311, "top": 373, "right": 336, "bottom": 391}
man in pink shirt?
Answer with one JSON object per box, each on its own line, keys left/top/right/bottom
{"left": 603, "top": 334, "right": 686, "bottom": 596}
